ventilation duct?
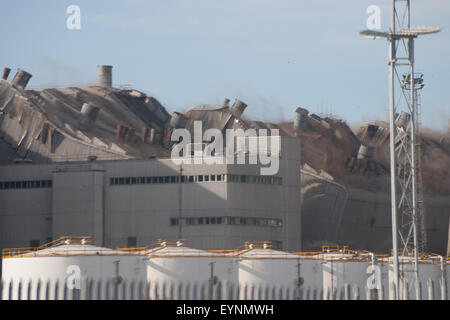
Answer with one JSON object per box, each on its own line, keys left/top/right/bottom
{"left": 169, "top": 112, "right": 188, "bottom": 129}
{"left": 357, "top": 145, "right": 374, "bottom": 160}
{"left": 294, "top": 107, "right": 309, "bottom": 130}
{"left": 79, "top": 103, "right": 100, "bottom": 127}
{"left": 2, "top": 67, "right": 11, "bottom": 80}
{"left": 12, "top": 69, "right": 32, "bottom": 89}
{"left": 231, "top": 99, "right": 247, "bottom": 118}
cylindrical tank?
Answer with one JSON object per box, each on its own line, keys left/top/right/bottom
{"left": 169, "top": 112, "right": 188, "bottom": 129}
{"left": 145, "top": 241, "right": 238, "bottom": 299}
{"left": 79, "top": 103, "right": 100, "bottom": 127}
{"left": 231, "top": 99, "right": 247, "bottom": 118}
{"left": 294, "top": 107, "right": 309, "bottom": 131}
{"left": 317, "top": 246, "right": 386, "bottom": 300}
{"left": 98, "top": 65, "right": 113, "bottom": 88}
{"left": 357, "top": 145, "right": 375, "bottom": 160}
{"left": 2, "top": 67, "right": 11, "bottom": 80}
{"left": 385, "top": 255, "right": 445, "bottom": 300}
{"left": 238, "top": 242, "right": 323, "bottom": 299}
{"left": 11, "top": 69, "right": 32, "bottom": 89}
{"left": 1, "top": 237, "right": 147, "bottom": 300}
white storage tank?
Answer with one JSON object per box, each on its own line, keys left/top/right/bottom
{"left": 385, "top": 254, "right": 446, "bottom": 300}
{"left": 145, "top": 240, "right": 238, "bottom": 299}
{"left": 238, "top": 242, "right": 323, "bottom": 299}
{"left": 317, "top": 245, "right": 387, "bottom": 300}
{"left": 1, "top": 236, "right": 147, "bottom": 300}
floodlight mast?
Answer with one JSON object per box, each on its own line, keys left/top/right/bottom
{"left": 360, "top": 0, "right": 440, "bottom": 300}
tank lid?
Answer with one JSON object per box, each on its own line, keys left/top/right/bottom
{"left": 2, "top": 236, "right": 135, "bottom": 258}
{"left": 146, "top": 246, "right": 223, "bottom": 258}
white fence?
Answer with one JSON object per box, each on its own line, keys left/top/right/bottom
{"left": 0, "top": 278, "right": 448, "bottom": 300}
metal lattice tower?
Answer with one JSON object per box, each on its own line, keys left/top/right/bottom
{"left": 401, "top": 72, "right": 427, "bottom": 254}
{"left": 360, "top": 0, "right": 440, "bottom": 299}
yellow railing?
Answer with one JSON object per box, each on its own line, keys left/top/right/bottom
{"left": 3, "top": 237, "right": 448, "bottom": 263}
{"left": 2, "top": 236, "right": 92, "bottom": 258}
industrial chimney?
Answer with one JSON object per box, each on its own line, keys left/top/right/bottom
{"left": 2, "top": 67, "right": 11, "bottom": 80}
{"left": 12, "top": 69, "right": 32, "bottom": 89}
{"left": 98, "top": 65, "right": 113, "bottom": 88}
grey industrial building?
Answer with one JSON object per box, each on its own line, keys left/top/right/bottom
{"left": 0, "top": 139, "right": 301, "bottom": 251}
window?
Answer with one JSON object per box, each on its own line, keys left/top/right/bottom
{"left": 127, "top": 237, "right": 137, "bottom": 247}
{"left": 107, "top": 174, "right": 282, "bottom": 187}
{"left": 30, "top": 240, "right": 40, "bottom": 248}
{"left": 170, "top": 216, "right": 282, "bottom": 228}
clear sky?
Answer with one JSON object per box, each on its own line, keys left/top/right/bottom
{"left": 0, "top": 0, "right": 449, "bottom": 130}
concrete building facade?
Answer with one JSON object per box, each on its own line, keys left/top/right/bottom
{"left": 0, "top": 137, "right": 301, "bottom": 257}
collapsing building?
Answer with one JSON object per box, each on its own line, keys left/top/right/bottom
{"left": 0, "top": 65, "right": 449, "bottom": 268}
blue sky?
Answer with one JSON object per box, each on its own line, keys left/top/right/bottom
{"left": 0, "top": 0, "right": 449, "bottom": 130}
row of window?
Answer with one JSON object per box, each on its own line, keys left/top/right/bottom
{"left": 0, "top": 180, "right": 52, "bottom": 190}
{"left": 109, "top": 174, "right": 282, "bottom": 186}
{"left": 170, "top": 216, "right": 283, "bottom": 228}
